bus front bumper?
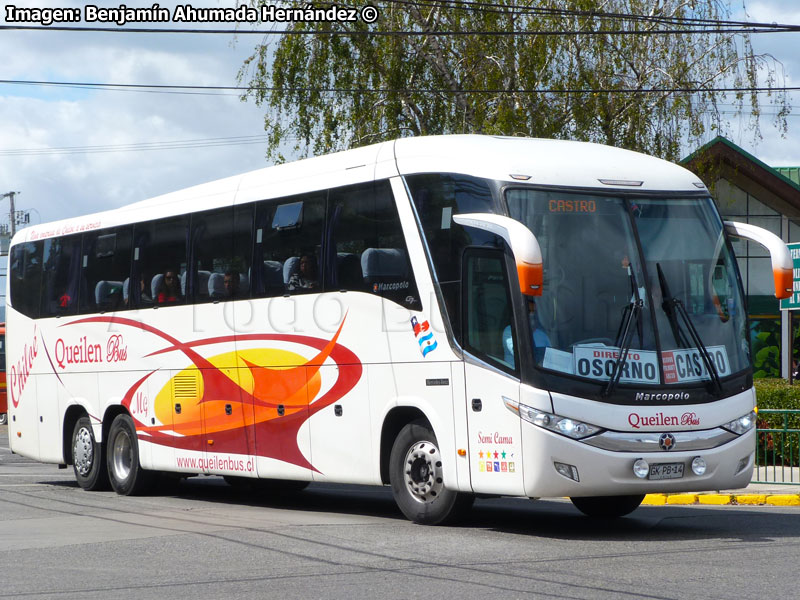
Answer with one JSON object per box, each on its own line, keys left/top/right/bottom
{"left": 521, "top": 424, "right": 755, "bottom": 499}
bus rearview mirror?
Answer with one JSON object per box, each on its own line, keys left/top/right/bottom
{"left": 453, "top": 213, "right": 543, "bottom": 296}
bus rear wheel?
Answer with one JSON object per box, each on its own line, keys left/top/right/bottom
{"left": 389, "top": 419, "right": 473, "bottom": 525}
{"left": 107, "top": 414, "right": 155, "bottom": 496}
{"left": 570, "top": 494, "right": 645, "bottom": 518}
{"left": 71, "top": 416, "right": 110, "bottom": 491}
{"left": 0, "top": 413, "right": 7, "bottom": 426}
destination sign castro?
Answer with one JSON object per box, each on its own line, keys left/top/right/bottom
{"left": 573, "top": 345, "right": 731, "bottom": 386}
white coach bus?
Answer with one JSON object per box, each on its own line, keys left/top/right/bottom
{"left": 6, "top": 135, "right": 792, "bottom": 523}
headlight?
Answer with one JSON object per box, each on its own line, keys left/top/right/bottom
{"left": 518, "top": 403, "right": 603, "bottom": 440}
{"left": 722, "top": 410, "right": 757, "bottom": 435}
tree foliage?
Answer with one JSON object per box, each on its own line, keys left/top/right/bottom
{"left": 238, "top": 0, "right": 789, "bottom": 162}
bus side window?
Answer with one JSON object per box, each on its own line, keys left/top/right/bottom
{"left": 406, "top": 173, "right": 498, "bottom": 340}
{"left": 189, "top": 205, "right": 252, "bottom": 303}
{"left": 328, "top": 180, "right": 422, "bottom": 310}
{"left": 133, "top": 216, "right": 189, "bottom": 308}
{"left": 39, "top": 235, "right": 82, "bottom": 318}
{"left": 80, "top": 227, "right": 133, "bottom": 314}
{"left": 253, "top": 192, "right": 326, "bottom": 298}
{"left": 462, "top": 249, "right": 517, "bottom": 373}
{"left": 9, "top": 241, "right": 44, "bottom": 319}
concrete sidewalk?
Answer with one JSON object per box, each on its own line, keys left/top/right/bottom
{"left": 644, "top": 481, "right": 800, "bottom": 506}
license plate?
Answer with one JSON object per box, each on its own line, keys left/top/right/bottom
{"left": 649, "top": 462, "right": 684, "bottom": 480}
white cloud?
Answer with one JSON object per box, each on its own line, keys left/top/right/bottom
{"left": 0, "top": 0, "right": 270, "bottom": 226}
{"left": 715, "top": 0, "right": 800, "bottom": 166}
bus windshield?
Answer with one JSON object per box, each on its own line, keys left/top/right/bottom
{"left": 506, "top": 189, "right": 749, "bottom": 388}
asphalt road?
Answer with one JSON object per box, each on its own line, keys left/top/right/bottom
{"left": 2, "top": 425, "right": 799, "bottom": 600}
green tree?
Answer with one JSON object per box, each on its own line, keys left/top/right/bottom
{"left": 238, "top": 0, "right": 789, "bottom": 162}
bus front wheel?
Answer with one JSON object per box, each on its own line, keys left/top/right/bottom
{"left": 107, "top": 414, "right": 154, "bottom": 495}
{"left": 71, "top": 416, "right": 109, "bottom": 491}
{"left": 570, "top": 494, "right": 645, "bottom": 518}
{"left": 389, "top": 419, "right": 473, "bottom": 525}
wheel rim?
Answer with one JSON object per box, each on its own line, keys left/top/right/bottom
{"left": 73, "top": 426, "right": 94, "bottom": 477}
{"left": 403, "top": 440, "right": 444, "bottom": 504}
{"left": 112, "top": 428, "right": 133, "bottom": 481}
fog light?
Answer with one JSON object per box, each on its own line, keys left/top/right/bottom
{"left": 691, "top": 456, "right": 707, "bottom": 476}
{"left": 633, "top": 458, "right": 649, "bottom": 479}
{"left": 554, "top": 461, "right": 580, "bottom": 482}
{"left": 736, "top": 455, "right": 751, "bottom": 475}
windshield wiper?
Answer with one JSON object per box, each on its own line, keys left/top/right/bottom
{"left": 603, "top": 260, "right": 646, "bottom": 397}
{"left": 656, "top": 264, "right": 690, "bottom": 348}
{"left": 656, "top": 263, "right": 723, "bottom": 395}
{"left": 602, "top": 298, "right": 643, "bottom": 397}
{"left": 624, "top": 257, "right": 645, "bottom": 348}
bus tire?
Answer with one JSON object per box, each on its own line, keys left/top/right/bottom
{"left": 71, "top": 416, "right": 110, "bottom": 491}
{"left": 389, "top": 419, "right": 473, "bottom": 525}
{"left": 570, "top": 494, "right": 645, "bottom": 518}
{"left": 0, "top": 413, "right": 7, "bottom": 426}
{"left": 107, "top": 414, "right": 154, "bottom": 496}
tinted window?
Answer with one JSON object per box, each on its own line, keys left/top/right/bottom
{"left": 406, "top": 174, "right": 498, "bottom": 339}
{"left": 463, "top": 250, "right": 516, "bottom": 373}
{"left": 328, "top": 180, "right": 421, "bottom": 310}
{"left": 80, "top": 228, "right": 133, "bottom": 314}
{"left": 190, "top": 205, "right": 252, "bottom": 303}
{"left": 253, "top": 192, "right": 326, "bottom": 297}
{"left": 272, "top": 202, "right": 303, "bottom": 229}
{"left": 40, "top": 235, "right": 82, "bottom": 318}
{"left": 132, "top": 216, "right": 188, "bottom": 308}
{"left": 9, "top": 241, "right": 44, "bottom": 319}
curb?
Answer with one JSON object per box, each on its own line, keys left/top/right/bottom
{"left": 643, "top": 493, "right": 800, "bottom": 506}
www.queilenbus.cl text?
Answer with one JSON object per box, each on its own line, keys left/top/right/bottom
{"left": 4, "top": 3, "right": 380, "bottom": 27}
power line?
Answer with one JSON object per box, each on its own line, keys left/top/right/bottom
{"left": 3, "top": 0, "right": 799, "bottom": 33}
{"left": 1, "top": 78, "right": 798, "bottom": 96}
{"left": 2, "top": 23, "right": 797, "bottom": 35}
{"left": 2, "top": 79, "right": 239, "bottom": 97}
{"left": 0, "top": 135, "right": 268, "bottom": 156}
{"left": 380, "top": 0, "right": 794, "bottom": 30}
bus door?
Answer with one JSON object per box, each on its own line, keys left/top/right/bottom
{"left": 462, "top": 248, "right": 525, "bottom": 496}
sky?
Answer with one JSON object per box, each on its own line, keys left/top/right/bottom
{"left": 0, "top": 0, "right": 799, "bottom": 233}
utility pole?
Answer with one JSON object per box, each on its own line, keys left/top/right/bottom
{"left": 1, "top": 191, "right": 20, "bottom": 236}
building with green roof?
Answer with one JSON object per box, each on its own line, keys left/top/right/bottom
{"left": 683, "top": 136, "right": 800, "bottom": 380}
